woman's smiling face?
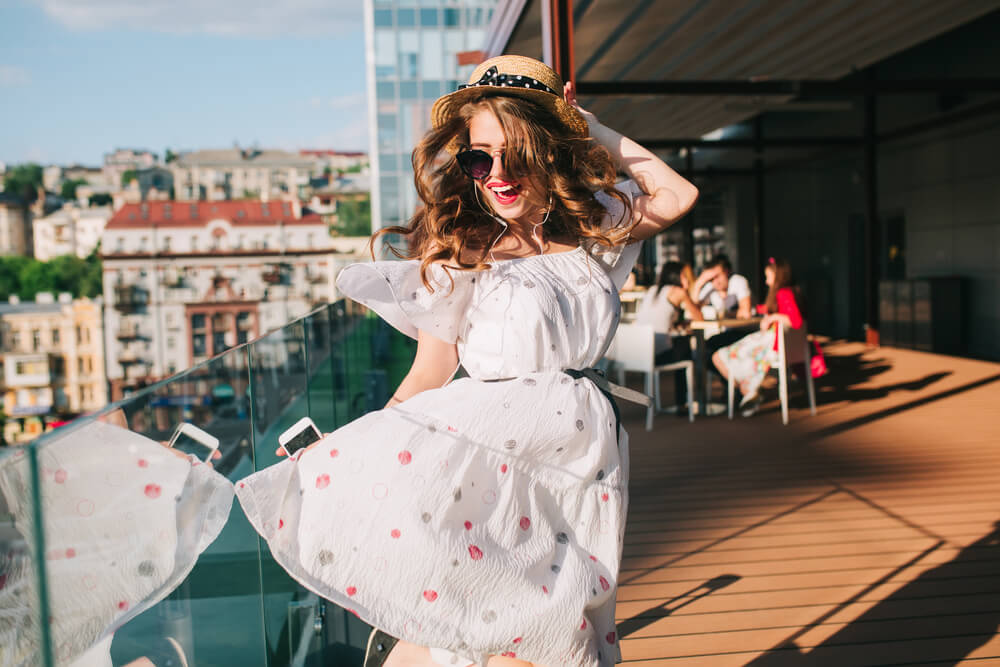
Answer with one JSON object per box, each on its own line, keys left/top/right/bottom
{"left": 467, "top": 106, "right": 548, "bottom": 224}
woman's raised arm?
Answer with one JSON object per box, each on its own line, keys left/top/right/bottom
{"left": 564, "top": 81, "right": 699, "bottom": 241}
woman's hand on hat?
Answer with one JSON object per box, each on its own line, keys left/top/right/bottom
{"left": 563, "top": 81, "right": 598, "bottom": 129}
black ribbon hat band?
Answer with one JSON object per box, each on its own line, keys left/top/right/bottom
{"left": 457, "top": 66, "right": 557, "bottom": 95}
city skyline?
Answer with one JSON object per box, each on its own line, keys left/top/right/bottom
{"left": 0, "top": 0, "right": 369, "bottom": 166}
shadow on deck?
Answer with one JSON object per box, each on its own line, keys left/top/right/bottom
{"left": 615, "top": 341, "right": 1000, "bottom": 666}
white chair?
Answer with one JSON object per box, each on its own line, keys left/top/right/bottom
{"left": 727, "top": 320, "right": 817, "bottom": 425}
{"left": 604, "top": 323, "right": 694, "bottom": 430}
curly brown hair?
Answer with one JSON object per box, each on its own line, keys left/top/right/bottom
{"left": 372, "top": 94, "right": 635, "bottom": 289}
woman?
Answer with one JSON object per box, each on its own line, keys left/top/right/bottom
{"left": 235, "top": 55, "right": 697, "bottom": 667}
{"left": 634, "top": 261, "right": 701, "bottom": 414}
{"left": 635, "top": 260, "right": 702, "bottom": 366}
{"left": 711, "top": 258, "right": 804, "bottom": 415}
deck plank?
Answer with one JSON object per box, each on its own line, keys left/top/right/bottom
{"left": 615, "top": 342, "right": 1000, "bottom": 665}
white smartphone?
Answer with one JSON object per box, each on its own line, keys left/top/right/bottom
{"left": 278, "top": 417, "right": 322, "bottom": 456}
{"left": 167, "top": 422, "right": 221, "bottom": 462}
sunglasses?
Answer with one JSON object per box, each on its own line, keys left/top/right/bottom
{"left": 455, "top": 149, "right": 504, "bottom": 180}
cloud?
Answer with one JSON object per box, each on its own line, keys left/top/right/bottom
{"left": 0, "top": 65, "right": 30, "bottom": 86}
{"left": 33, "top": 0, "right": 362, "bottom": 37}
{"left": 327, "top": 92, "right": 366, "bottom": 111}
{"left": 282, "top": 117, "right": 370, "bottom": 152}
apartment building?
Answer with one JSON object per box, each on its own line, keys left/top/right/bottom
{"left": 103, "top": 148, "right": 158, "bottom": 190}
{"left": 0, "top": 192, "right": 31, "bottom": 256}
{"left": 101, "top": 199, "right": 355, "bottom": 399}
{"left": 32, "top": 204, "right": 112, "bottom": 261}
{"left": 0, "top": 294, "right": 106, "bottom": 442}
{"left": 171, "top": 149, "right": 318, "bottom": 202}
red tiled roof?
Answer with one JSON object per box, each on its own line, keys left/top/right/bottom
{"left": 106, "top": 200, "right": 323, "bottom": 229}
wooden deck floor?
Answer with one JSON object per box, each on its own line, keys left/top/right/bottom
{"left": 615, "top": 341, "right": 1000, "bottom": 666}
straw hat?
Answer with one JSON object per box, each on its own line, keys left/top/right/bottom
{"left": 430, "top": 55, "right": 589, "bottom": 140}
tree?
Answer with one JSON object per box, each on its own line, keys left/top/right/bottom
{"left": 3, "top": 163, "right": 44, "bottom": 204}
{"left": 165, "top": 148, "right": 178, "bottom": 164}
{"left": 60, "top": 178, "right": 88, "bottom": 201}
{"left": 0, "top": 256, "right": 32, "bottom": 300}
{"left": 121, "top": 169, "right": 138, "bottom": 188}
{"left": 0, "top": 252, "right": 103, "bottom": 300}
{"left": 88, "top": 193, "right": 113, "bottom": 207}
{"left": 334, "top": 197, "right": 372, "bottom": 237}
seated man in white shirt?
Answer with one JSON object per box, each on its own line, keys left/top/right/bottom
{"left": 694, "top": 255, "right": 752, "bottom": 320}
{"left": 694, "top": 255, "right": 756, "bottom": 357}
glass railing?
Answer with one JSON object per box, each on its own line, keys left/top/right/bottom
{"left": 0, "top": 300, "right": 417, "bottom": 667}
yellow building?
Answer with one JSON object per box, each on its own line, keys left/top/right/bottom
{"left": 0, "top": 293, "right": 106, "bottom": 443}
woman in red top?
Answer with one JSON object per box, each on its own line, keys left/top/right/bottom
{"left": 711, "top": 258, "right": 804, "bottom": 415}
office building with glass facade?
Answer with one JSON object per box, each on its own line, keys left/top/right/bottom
{"left": 365, "top": 0, "right": 497, "bottom": 236}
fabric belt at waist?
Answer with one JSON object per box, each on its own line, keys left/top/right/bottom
{"left": 482, "top": 368, "right": 653, "bottom": 408}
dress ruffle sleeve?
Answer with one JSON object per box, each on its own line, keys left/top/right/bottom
{"left": 336, "top": 260, "right": 476, "bottom": 343}
{"left": 591, "top": 179, "right": 644, "bottom": 290}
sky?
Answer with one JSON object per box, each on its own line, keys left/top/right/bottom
{"left": 0, "top": 0, "right": 369, "bottom": 166}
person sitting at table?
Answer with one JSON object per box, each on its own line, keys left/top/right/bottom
{"left": 694, "top": 254, "right": 752, "bottom": 320}
{"left": 711, "top": 257, "right": 804, "bottom": 416}
{"left": 635, "top": 261, "right": 702, "bottom": 410}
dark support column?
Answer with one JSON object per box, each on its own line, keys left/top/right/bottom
{"left": 547, "top": 0, "right": 575, "bottom": 84}
{"left": 754, "top": 116, "right": 765, "bottom": 299}
{"left": 864, "top": 80, "right": 880, "bottom": 346}
{"left": 685, "top": 147, "right": 695, "bottom": 267}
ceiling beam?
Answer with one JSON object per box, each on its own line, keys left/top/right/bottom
{"left": 576, "top": 78, "right": 1000, "bottom": 96}
{"left": 638, "top": 137, "right": 863, "bottom": 149}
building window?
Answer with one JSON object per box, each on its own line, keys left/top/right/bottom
{"left": 78, "top": 357, "right": 84, "bottom": 374}
{"left": 52, "top": 328, "right": 60, "bottom": 345}
{"left": 75, "top": 326, "right": 82, "bottom": 344}
{"left": 191, "top": 313, "right": 206, "bottom": 330}
{"left": 166, "top": 336, "right": 175, "bottom": 349}
{"left": 397, "top": 8, "right": 415, "bottom": 26}
{"left": 115, "top": 237, "right": 125, "bottom": 253}
{"left": 162, "top": 236, "right": 171, "bottom": 252}
{"left": 139, "top": 236, "right": 148, "bottom": 251}
{"left": 212, "top": 330, "right": 227, "bottom": 353}
{"left": 420, "top": 8, "right": 439, "bottom": 26}
{"left": 192, "top": 334, "right": 206, "bottom": 357}
{"left": 374, "top": 8, "right": 392, "bottom": 26}
{"left": 32, "top": 330, "right": 41, "bottom": 351}
{"left": 191, "top": 236, "right": 198, "bottom": 251}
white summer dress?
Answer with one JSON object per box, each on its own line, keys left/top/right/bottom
{"left": 235, "top": 181, "right": 643, "bottom": 667}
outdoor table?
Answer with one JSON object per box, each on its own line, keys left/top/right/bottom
{"left": 690, "top": 318, "right": 762, "bottom": 414}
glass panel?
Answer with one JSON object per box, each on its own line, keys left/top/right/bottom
{"left": 373, "top": 8, "right": 392, "bottom": 26}
{"left": 400, "top": 81, "right": 418, "bottom": 99}
{"left": 20, "top": 343, "right": 267, "bottom": 666}
{"left": 397, "top": 8, "right": 416, "bottom": 27}
{"left": 303, "top": 306, "right": 336, "bottom": 434}
{"left": 443, "top": 7, "right": 461, "bottom": 26}
{"left": 420, "top": 30, "right": 444, "bottom": 79}
{"left": 420, "top": 7, "right": 439, "bottom": 26}
{"left": 247, "top": 320, "right": 315, "bottom": 664}
{"left": 374, "top": 30, "right": 397, "bottom": 69}
{"left": 0, "top": 445, "right": 52, "bottom": 666}
{"left": 6, "top": 298, "right": 412, "bottom": 663}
